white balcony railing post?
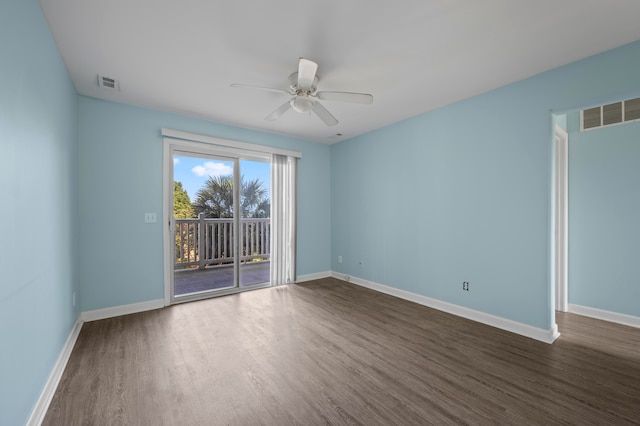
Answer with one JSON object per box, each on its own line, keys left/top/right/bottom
{"left": 198, "top": 212, "right": 206, "bottom": 270}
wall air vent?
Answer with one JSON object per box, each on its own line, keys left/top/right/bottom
{"left": 97, "top": 74, "right": 120, "bottom": 91}
{"left": 581, "top": 96, "right": 640, "bottom": 131}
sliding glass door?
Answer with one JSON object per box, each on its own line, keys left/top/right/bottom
{"left": 170, "top": 147, "right": 271, "bottom": 303}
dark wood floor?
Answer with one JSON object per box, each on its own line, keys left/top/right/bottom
{"left": 44, "top": 278, "right": 640, "bottom": 425}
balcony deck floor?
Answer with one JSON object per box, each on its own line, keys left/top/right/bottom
{"left": 174, "top": 261, "right": 270, "bottom": 296}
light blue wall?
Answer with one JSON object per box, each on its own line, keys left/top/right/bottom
{"left": 78, "top": 97, "right": 331, "bottom": 311}
{"left": 0, "top": 1, "right": 79, "bottom": 425}
{"left": 331, "top": 40, "right": 640, "bottom": 330}
{"left": 567, "top": 111, "right": 640, "bottom": 317}
{"left": 3, "top": 1, "right": 639, "bottom": 422}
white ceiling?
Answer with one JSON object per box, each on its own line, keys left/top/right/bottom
{"left": 40, "top": 0, "right": 640, "bottom": 144}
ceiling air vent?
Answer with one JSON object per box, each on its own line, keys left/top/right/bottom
{"left": 582, "top": 107, "right": 601, "bottom": 130}
{"left": 97, "top": 74, "right": 120, "bottom": 91}
{"left": 581, "top": 96, "right": 640, "bottom": 131}
{"left": 625, "top": 97, "right": 640, "bottom": 121}
{"left": 602, "top": 102, "right": 622, "bottom": 126}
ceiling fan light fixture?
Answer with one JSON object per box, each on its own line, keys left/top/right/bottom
{"left": 290, "top": 96, "right": 313, "bottom": 114}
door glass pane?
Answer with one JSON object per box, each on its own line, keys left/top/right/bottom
{"left": 239, "top": 159, "right": 271, "bottom": 287}
{"left": 173, "top": 154, "right": 236, "bottom": 297}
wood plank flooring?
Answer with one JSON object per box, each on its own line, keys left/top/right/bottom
{"left": 43, "top": 278, "right": 640, "bottom": 425}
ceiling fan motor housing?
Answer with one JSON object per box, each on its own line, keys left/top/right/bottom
{"left": 289, "top": 72, "right": 318, "bottom": 94}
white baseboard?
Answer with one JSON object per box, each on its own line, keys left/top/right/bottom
{"left": 331, "top": 271, "right": 559, "bottom": 344}
{"left": 81, "top": 299, "right": 165, "bottom": 322}
{"left": 296, "top": 271, "right": 332, "bottom": 283}
{"left": 27, "top": 315, "right": 83, "bottom": 426}
{"left": 569, "top": 304, "right": 640, "bottom": 328}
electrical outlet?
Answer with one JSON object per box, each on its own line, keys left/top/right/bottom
{"left": 463, "top": 281, "right": 470, "bottom": 291}
{"left": 338, "top": 255, "right": 343, "bottom": 264}
{"left": 345, "top": 275, "right": 351, "bottom": 282}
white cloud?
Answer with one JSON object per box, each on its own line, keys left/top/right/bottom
{"left": 192, "top": 161, "right": 233, "bottom": 177}
{"left": 173, "top": 158, "right": 180, "bottom": 165}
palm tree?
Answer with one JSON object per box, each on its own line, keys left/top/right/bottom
{"left": 241, "top": 177, "right": 267, "bottom": 218}
{"left": 193, "top": 175, "right": 269, "bottom": 218}
{"left": 192, "top": 175, "right": 234, "bottom": 218}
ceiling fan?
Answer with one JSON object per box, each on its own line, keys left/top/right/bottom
{"left": 231, "top": 58, "right": 373, "bottom": 127}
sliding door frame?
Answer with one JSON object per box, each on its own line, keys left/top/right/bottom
{"left": 163, "top": 139, "right": 267, "bottom": 305}
{"left": 162, "top": 129, "right": 301, "bottom": 306}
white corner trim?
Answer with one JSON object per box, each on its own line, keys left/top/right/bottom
{"left": 331, "top": 272, "right": 560, "bottom": 344}
{"left": 81, "top": 299, "right": 165, "bottom": 322}
{"left": 296, "top": 271, "right": 332, "bottom": 283}
{"left": 569, "top": 304, "right": 640, "bottom": 328}
{"left": 27, "top": 315, "right": 83, "bottom": 426}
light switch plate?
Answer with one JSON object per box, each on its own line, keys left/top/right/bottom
{"left": 144, "top": 213, "right": 157, "bottom": 223}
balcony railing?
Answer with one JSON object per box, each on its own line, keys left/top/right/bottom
{"left": 175, "top": 213, "right": 270, "bottom": 270}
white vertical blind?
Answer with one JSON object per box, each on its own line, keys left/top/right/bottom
{"left": 270, "top": 154, "right": 297, "bottom": 285}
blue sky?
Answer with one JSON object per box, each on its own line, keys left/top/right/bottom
{"left": 173, "top": 155, "right": 270, "bottom": 202}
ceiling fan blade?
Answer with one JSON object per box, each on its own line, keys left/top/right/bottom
{"left": 230, "top": 84, "right": 290, "bottom": 95}
{"left": 316, "top": 91, "right": 374, "bottom": 104}
{"left": 265, "top": 101, "right": 292, "bottom": 121}
{"left": 311, "top": 101, "right": 338, "bottom": 127}
{"left": 297, "top": 58, "right": 318, "bottom": 90}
